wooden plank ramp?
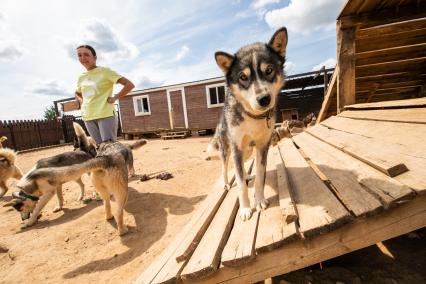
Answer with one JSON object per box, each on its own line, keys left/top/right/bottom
{"left": 339, "top": 108, "right": 426, "bottom": 124}
{"left": 307, "top": 124, "right": 426, "bottom": 194}
{"left": 344, "top": 98, "right": 426, "bottom": 110}
{"left": 278, "top": 139, "right": 352, "bottom": 238}
{"left": 254, "top": 147, "right": 299, "bottom": 254}
{"left": 307, "top": 124, "right": 408, "bottom": 177}
{"left": 293, "top": 132, "right": 414, "bottom": 212}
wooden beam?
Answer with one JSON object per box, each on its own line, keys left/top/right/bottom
{"left": 187, "top": 195, "right": 426, "bottom": 284}
{"left": 337, "top": 22, "right": 356, "bottom": 112}
{"left": 357, "top": 18, "right": 426, "bottom": 38}
{"left": 317, "top": 66, "right": 338, "bottom": 123}
{"left": 356, "top": 58, "right": 426, "bottom": 78}
{"left": 340, "top": 2, "right": 426, "bottom": 29}
{"left": 356, "top": 43, "right": 426, "bottom": 66}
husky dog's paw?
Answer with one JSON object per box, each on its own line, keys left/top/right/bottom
{"left": 52, "top": 206, "right": 63, "bottom": 213}
{"left": 21, "top": 219, "right": 37, "bottom": 229}
{"left": 239, "top": 207, "right": 253, "bottom": 221}
{"left": 255, "top": 198, "right": 269, "bottom": 211}
{"left": 119, "top": 225, "right": 128, "bottom": 236}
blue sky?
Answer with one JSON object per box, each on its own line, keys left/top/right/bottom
{"left": 0, "top": 0, "right": 344, "bottom": 120}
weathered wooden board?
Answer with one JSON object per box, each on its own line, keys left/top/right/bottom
{"left": 190, "top": 195, "right": 426, "bottom": 284}
{"left": 279, "top": 139, "right": 352, "bottom": 237}
{"left": 221, "top": 165, "right": 259, "bottom": 267}
{"left": 321, "top": 116, "right": 426, "bottom": 151}
{"left": 293, "top": 133, "right": 413, "bottom": 213}
{"left": 307, "top": 125, "right": 408, "bottom": 177}
{"left": 255, "top": 147, "right": 299, "bottom": 254}
{"left": 339, "top": 108, "right": 426, "bottom": 124}
{"left": 136, "top": 178, "right": 230, "bottom": 284}
{"left": 273, "top": 147, "right": 298, "bottom": 223}
{"left": 307, "top": 124, "right": 426, "bottom": 194}
{"left": 180, "top": 187, "right": 239, "bottom": 281}
{"left": 344, "top": 98, "right": 426, "bottom": 110}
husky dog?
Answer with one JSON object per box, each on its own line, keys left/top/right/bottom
{"left": 0, "top": 145, "right": 23, "bottom": 198}
{"left": 211, "top": 27, "right": 288, "bottom": 220}
{"left": 5, "top": 123, "right": 147, "bottom": 235}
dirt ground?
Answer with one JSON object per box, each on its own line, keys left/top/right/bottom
{"left": 0, "top": 137, "right": 424, "bottom": 284}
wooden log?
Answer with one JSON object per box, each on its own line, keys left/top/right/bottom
{"left": 255, "top": 147, "right": 299, "bottom": 254}
{"left": 307, "top": 125, "right": 408, "bottom": 177}
{"left": 337, "top": 23, "right": 355, "bottom": 111}
{"left": 189, "top": 195, "right": 426, "bottom": 284}
{"left": 293, "top": 133, "right": 413, "bottom": 213}
{"left": 279, "top": 139, "right": 352, "bottom": 238}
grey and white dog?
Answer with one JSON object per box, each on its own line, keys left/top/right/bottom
{"left": 210, "top": 27, "right": 288, "bottom": 221}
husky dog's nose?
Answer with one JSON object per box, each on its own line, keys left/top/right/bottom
{"left": 257, "top": 95, "right": 271, "bottom": 107}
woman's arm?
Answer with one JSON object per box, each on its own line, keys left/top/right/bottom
{"left": 107, "top": 77, "right": 135, "bottom": 104}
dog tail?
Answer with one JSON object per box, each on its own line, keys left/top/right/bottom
{"left": 129, "top": 139, "right": 147, "bottom": 150}
{"left": 205, "top": 127, "right": 221, "bottom": 160}
{"left": 73, "top": 122, "right": 97, "bottom": 156}
{"left": 0, "top": 148, "right": 17, "bottom": 165}
{"left": 23, "top": 157, "right": 109, "bottom": 185}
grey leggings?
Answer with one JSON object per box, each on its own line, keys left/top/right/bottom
{"left": 84, "top": 116, "right": 118, "bottom": 144}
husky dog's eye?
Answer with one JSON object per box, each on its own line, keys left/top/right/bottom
{"left": 265, "top": 66, "right": 274, "bottom": 75}
{"left": 239, "top": 73, "right": 248, "bottom": 81}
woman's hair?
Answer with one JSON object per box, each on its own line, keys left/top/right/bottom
{"left": 77, "top": 45, "right": 96, "bottom": 56}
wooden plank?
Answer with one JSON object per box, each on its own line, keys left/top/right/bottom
{"left": 293, "top": 133, "right": 413, "bottom": 213}
{"left": 322, "top": 115, "right": 426, "bottom": 151}
{"left": 221, "top": 165, "right": 259, "bottom": 267}
{"left": 307, "top": 124, "right": 426, "bottom": 194}
{"left": 274, "top": 147, "right": 298, "bottom": 223}
{"left": 337, "top": 24, "right": 356, "bottom": 111}
{"left": 344, "top": 98, "right": 426, "bottom": 110}
{"left": 357, "top": 18, "right": 426, "bottom": 39}
{"left": 279, "top": 139, "right": 352, "bottom": 237}
{"left": 307, "top": 125, "right": 408, "bottom": 177}
{"left": 356, "top": 43, "right": 426, "bottom": 66}
{"left": 136, "top": 178, "right": 230, "bottom": 284}
{"left": 255, "top": 147, "right": 299, "bottom": 254}
{"left": 317, "top": 65, "right": 338, "bottom": 123}
{"left": 180, "top": 187, "right": 240, "bottom": 281}
{"left": 339, "top": 108, "right": 426, "bottom": 124}
{"left": 189, "top": 195, "right": 426, "bottom": 284}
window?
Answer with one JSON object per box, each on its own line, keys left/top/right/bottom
{"left": 133, "top": 95, "right": 151, "bottom": 116}
{"left": 206, "top": 83, "right": 225, "bottom": 108}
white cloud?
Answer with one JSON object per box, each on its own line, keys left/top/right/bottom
{"left": 285, "top": 61, "right": 296, "bottom": 74}
{"left": 136, "top": 76, "right": 166, "bottom": 89}
{"left": 25, "top": 79, "right": 71, "bottom": 97}
{"left": 265, "top": 0, "right": 343, "bottom": 34}
{"left": 252, "top": 0, "right": 280, "bottom": 9}
{"left": 61, "top": 18, "right": 139, "bottom": 63}
{"left": 312, "top": 57, "right": 336, "bottom": 71}
{"left": 0, "top": 40, "right": 24, "bottom": 61}
{"left": 175, "top": 45, "right": 190, "bottom": 61}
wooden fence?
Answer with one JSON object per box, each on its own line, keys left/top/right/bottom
{"left": 0, "top": 118, "right": 86, "bottom": 151}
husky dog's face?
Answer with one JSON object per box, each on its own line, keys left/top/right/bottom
{"left": 215, "top": 27, "right": 288, "bottom": 115}
{"left": 3, "top": 193, "right": 37, "bottom": 220}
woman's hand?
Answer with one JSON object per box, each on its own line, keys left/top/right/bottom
{"left": 107, "top": 96, "right": 117, "bottom": 104}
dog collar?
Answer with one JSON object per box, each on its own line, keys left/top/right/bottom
{"left": 243, "top": 109, "right": 274, "bottom": 128}
{"left": 18, "top": 191, "right": 39, "bottom": 201}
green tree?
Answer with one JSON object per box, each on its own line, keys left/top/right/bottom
{"left": 43, "top": 104, "right": 57, "bottom": 120}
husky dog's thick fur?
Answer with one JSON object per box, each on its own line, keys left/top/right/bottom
{"left": 5, "top": 123, "right": 147, "bottom": 235}
{"left": 211, "top": 27, "right": 288, "bottom": 220}
{"left": 0, "top": 146, "right": 23, "bottom": 198}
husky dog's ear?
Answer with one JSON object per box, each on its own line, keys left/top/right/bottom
{"left": 215, "top": 52, "right": 234, "bottom": 74}
{"left": 268, "top": 27, "right": 288, "bottom": 57}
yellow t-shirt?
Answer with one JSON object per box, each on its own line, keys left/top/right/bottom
{"left": 76, "top": 66, "right": 122, "bottom": 121}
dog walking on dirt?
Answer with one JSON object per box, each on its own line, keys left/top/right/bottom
{"left": 209, "top": 27, "right": 288, "bottom": 221}
{"left": 4, "top": 123, "right": 147, "bottom": 235}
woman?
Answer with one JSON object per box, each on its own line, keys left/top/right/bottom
{"left": 75, "top": 45, "right": 134, "bottom": 144}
